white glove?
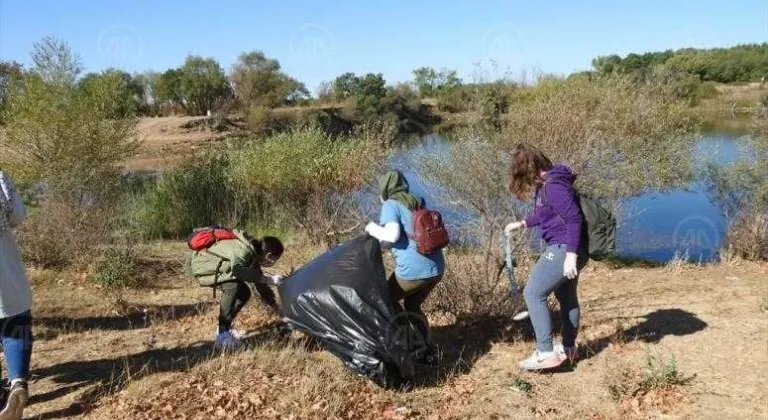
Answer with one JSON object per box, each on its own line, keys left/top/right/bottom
{"left": 269, "top": 275, "right": 283, "bottom": 286}
{"left": 504, "top": 221, "right": 526, "bottom": 234}
{"left": 564, "top": 252, "right": 578, "bottom": 280}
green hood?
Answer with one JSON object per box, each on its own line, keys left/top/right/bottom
{"left": 378, "top": 170, "right": 421, "bottom": 211}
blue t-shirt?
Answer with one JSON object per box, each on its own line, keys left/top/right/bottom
{"left": 379, "top": 199, "right": 445, "bottom": 281}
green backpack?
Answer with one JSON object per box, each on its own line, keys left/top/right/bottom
{"left": 544, "top": 182, "right": 616, "bottom": 261}
{"left": 577, "top": 193, "right": 616, "bottom": 260}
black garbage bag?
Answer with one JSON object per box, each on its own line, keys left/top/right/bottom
{"left": 278, "top": 235, "right": 415, "bottom": 389}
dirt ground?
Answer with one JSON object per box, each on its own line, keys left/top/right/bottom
{"left": 15, "top": 241, "right": 767, "bottom": 420}
{"left": 126, "top": 116, "right": 247, "bottom": 172}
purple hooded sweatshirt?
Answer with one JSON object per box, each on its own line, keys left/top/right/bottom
{"left": 524, "top": 164, "right": 583, "bottom": 253}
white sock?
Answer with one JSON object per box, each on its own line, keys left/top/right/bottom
{"left": 9, "top": 378, "right": 25, "bottom": 387}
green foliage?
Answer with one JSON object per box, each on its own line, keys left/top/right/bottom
{"left": 230, "top": 126, "right": 385, "bottom": 243}
{"left": 231, "top": 128, "right": 377, "bottom": 194}
{"left": 412, "top": 66, "right": 462, "bottom": 97}
{"left": 640, "top": 350, "right": 695, "bottom": 390}
{"left": 129, "top": 154, "right": 244, "bottom": 239}
{"left": 152, "top": 68, "right": 185, "bottom": 114}
{"left": 245, "top": 104, "right": 273, "bottom": 133}
{"left": 0, "top": 61, "right": 24, "bottom": 123}
{"left": 77, "top": 69, "right": 144, "bottom": 118}
{"left": 178, "top": 55, "right": 231, "bottom": 116}
{"left": 593, "top": 44, "right": 768, "bottom": 83}
{"left": 1, "top": 37, "right": 138, "bottom": 267}
{"left": 89, "top": 246, "right": 140, "bottom": 290}
{"left": 230, "top": 50, "right": 308, "bottom": 108}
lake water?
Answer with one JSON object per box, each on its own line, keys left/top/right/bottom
{"left": 387, "top": 133, "right": 746, "bottom": 263}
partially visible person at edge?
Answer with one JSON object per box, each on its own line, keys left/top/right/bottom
{"left": 186, "top": 231, "right": 284, "bottom": 349}
{"left": 365, "top": 170, "right": 445, "bottom": 365}
{"left": 0, "top": 171, "right": 33, "bottom": 420}
{"left": 505, "top": 144, "right": 589, "bottom": 371}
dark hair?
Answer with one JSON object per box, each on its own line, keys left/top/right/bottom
{"left": 252, "top": 236, "right": 284, "bottom": 259}
{"left": 508, "top": 143, "right": 553, "bottom": 200}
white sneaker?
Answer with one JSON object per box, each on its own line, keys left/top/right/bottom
{"left": 554, "top": 342, "right": 578, "bottom": 364}
{"left": 518, "top": 350, "right": 564, "bottom": 371}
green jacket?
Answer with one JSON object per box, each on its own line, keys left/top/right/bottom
{"left": 186, "top": 229, "right": 262, "bottom": 287}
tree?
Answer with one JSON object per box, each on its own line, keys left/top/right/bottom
{"left": 0, "top": 61, "right": 23, "bottom": 123}
{"left": 331, "top": 72, "right": 360, "bottom": 101}
{"left": 30, "top": 36, "right": 82, "bottom": 86}
{"left": 153, "top": 68, "right": 185, "bottom": 113}
{"left": 178, "top": 56, "right": 230, "bottom": 116}
{"left": 230, "top": 50, "right": 308, "bottom": 108}
{"left": 413, "top": 67, "right": 463, "bottom": 96}
{"left": 77, "top": 69, "right": 143, "bottom": 118}
{"left": 1, "top": 38, "right": 138, "bottom": 266}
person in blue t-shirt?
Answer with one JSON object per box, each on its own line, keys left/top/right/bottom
{"left": 365, "top": 170, "right": 445, "bottom": 364}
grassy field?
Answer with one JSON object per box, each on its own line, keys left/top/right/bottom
{"left": 22, "top": 241, "right": 768, "bottom": 420}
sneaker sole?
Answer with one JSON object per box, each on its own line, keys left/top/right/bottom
{"left": 0, "top": 388, "right": 28, "bottom": 420}
{"left": 519, "top": 357, "right": 565, "bottom": 371}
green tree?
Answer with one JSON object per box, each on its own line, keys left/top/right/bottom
{"left": 152, "top": 68, "right": 185, "bottom": 113}
{"left": 230, "top": 50, "right": 308, "bottom": 108}
{"left": 78, "top": 69, "right": 146, "bottom": 117}
{"left": 178, "top": 55, "right": 230, "bottom": 116}
{"left": 0, "top": 61, "right": 24, "bottom": 123}
{"left": 413, "top": 66, "right": 462, "bottom": 96}
{"left": 1, "top": 38, "right": 138, "bottom": 266}
{"left": 331, "top": 72, "right": 359, "bottom": 101}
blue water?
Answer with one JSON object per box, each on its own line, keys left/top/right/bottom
{"left": 386, "top": 132, "right": 746, "bottom": 263}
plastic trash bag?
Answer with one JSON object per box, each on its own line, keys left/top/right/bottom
{"left": 278, "top": 235, "right": 415, "bottom": 389}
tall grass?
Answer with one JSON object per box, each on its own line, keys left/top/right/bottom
{"left": 128, "top": 126, "right": 386, "bottom": 245}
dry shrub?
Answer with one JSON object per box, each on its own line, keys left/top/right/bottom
{"left": 426, "top": 250, "right": 535, "bottom": 321}
{"left": 230, "top": 125, "right": 388, "bottom": 246}
{"left": 19, "top": 201, "right": 118, "bottom": 268}
{"left": 705, "top": 125, "right": 767, "bottom": 261}
{"left": 504, "top": 75, "right": 698, "bottom": 199}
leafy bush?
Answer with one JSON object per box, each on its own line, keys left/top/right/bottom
{"left": 2, "top": 37, "right": 138, "bottom": 267}
{"left": 129, "top": 154, "right": 261, "bottom": 239}
{"left": 245, "top": 104, "right": 272, "bottom": 133}
{"left": 89, "top": 246, "right": 140, "bottom": 290}
{"left": 230, "top": 126, "right": 386, "bottom": 244}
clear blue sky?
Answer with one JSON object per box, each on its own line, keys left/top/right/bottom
{"left": 1, "top": 0, "right": 766, "bottom": 92}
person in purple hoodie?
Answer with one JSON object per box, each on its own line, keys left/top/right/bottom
{"left": 505, "top": 143, "right": 589, "bottom": 371}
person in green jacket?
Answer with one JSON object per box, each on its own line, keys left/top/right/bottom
{"left": 187, "top": 229, "right": 284, "bottom": 348}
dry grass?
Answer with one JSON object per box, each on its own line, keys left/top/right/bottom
{"left": 21, "top": 242, "right": 768, "bottom": 420}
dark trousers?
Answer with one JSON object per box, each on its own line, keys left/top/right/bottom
{"left": 217, "top": 281, "right": 278, "bottom": 334}
{"left": 387, "top": 274, "right": 441, "bottom": 348}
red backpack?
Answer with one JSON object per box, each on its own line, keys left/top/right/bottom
{"left": 408, "top": 207, "right": 450, "bottom": 255}
{"left": 187, "top": 226, "right": 238, "bottom": 251}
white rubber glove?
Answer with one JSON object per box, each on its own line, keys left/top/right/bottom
{"left": 504, "top": 220, "right": 526, "bottom": 235}
{"left": 564, "top": 252, "right": 578, "bottom": 279}
{"left": 272, "top": 275, "right": 284, "bottom": 286}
